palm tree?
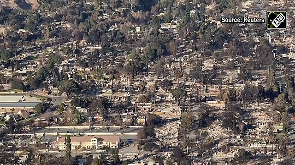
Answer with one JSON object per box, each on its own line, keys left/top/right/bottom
{"left": 65, "top": 135, "right": 71, "bottom": 161}
{"left": 141, "top": 54, "right": 149, "bottom": 71}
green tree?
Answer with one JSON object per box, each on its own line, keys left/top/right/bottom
{"left": 218, "top": 0, "right": 237, "bottom": 12}
{"left": 151, "top": 16, "right": 160, "bottom": 30}
{"left": 241, "top": 83, "right": 258, "bottom": 104}
{"left": 182, "top": 136, "right": 192, "bottom": 151}
{"left": 181, "top": 112, "right": 195, "bottom": 132}
{"left": 172, "top": 88, "right": 187, "bottom": 105}
{"left": 233, "top": 148, "right": 252, "bottom": 163}
{"left": 58, "top": 80, "right": 81, "bottom": 96}
{"left": 57, "top": 103, "right": 65, "bottom": 114}
{"left": 222, "top": 111, "right": 240, "bottom": 134}
{"left": 138, "top": 124, "right": 155, "bottom": 140}
{"left": 90, "top": 98, "right": 109, "bottom": 120}
{"left": 124, "top": 56, "right": 143, "bottom": 78}
{"left": 160, "top": 79, "right": 173, "bottom": 91}
{"left": 144, "top": 47, "right": 157, "bottom": 62}
{"left": 141, "top": 54, "right": 150, "bottom": 71}
{"left": 0, "top": 50, "right": 13, "bottom": 62}
{"left": 76, "top": 112, "right": 83, "bottom": 124}
{"left": 137, "top": 0, "right": 157, "bottom": 11}
{"left": 274, "top": 93, "right": 289, "bottom": 112}
{"left": 110, "top": 148, "right": 120, "bottom": 165}
{"left": 65, "top": 135, "right": 71, "bottom": 161}
{"left": 91, "top": 155, "right": 108, "bottom": 165}
{"left": 11, "top": 78, "right": 25, "bottom": 91}
{"left": 169, "top": 41, "right": 178, "bottom": 56}
{"left": 28, "top": 66, "right": 50, "bottom": 89}
{"left": 266, "top": 65, "right": 277, "bottom": 92}
{"left": 146, "top": 113, "right": 161, "bottom": 126}
{"left": 282, "top": 75, "right": 295, "bottom": 104}
{"left": 94, "top": 0, "right": 101, "bottom": 9}
{"left": 48, "top": 52, "right": 63, "bottom": 65}
{"left": 154, "top": 59, "right": 166, "bottom": 77}
{"left": 34, "top": 102, "right": 50, "bottom": 114}
{"left": 171, "top": 147, "right": 190, "bottom": 164}
{"left": 143, "top": 142, "right": 160, "bottom": 152}
{"left": 71, "top": 97, "right": 91, "bottom": 108}
{"left": 164, "top": 7, "right": 172, "bottom": 23}
{"left": 91, "top": 157, "right": 100, "bottom": 165}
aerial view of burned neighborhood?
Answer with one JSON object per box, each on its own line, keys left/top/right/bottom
{"left": 0, "top": 0, "right": 295, "bottom": 164}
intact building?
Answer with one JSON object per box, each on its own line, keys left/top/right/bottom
{"left": 54, "top": 135, "right": 120, "bottom": 150}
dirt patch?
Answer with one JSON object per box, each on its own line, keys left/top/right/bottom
{"left": 26, "top": 0, "right": 39, "bottom": 9}
{"left": 0, "top": 27, "right": 6, "bottom": 35}
{"left": 0, "top": 0, "right": 19, "bottom": 9}
{"left": 0, "top": 0, "right": 39, "bottom": 10}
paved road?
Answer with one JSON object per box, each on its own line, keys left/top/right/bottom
{"left": 34, "top": 126, "right": 141, "bottom": 135}
{"left": 287, "top": 117, "right": 295, "bottom": 164}
{"left": 27, "top": 90, "right": 67, "bottom": 106}
{"left": 49, "top": 96, "right": 67, "bottom": 106}
{"left": 288, "top": 119, "right": 295, "bottom": 141}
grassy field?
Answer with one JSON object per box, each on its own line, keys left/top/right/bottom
{"left": 276, "top": 133, "right": 286, "bottom": 138}
{"left": 0, "top": 89, "right": 25, "bottom": 95}
{"left": 30, "top": 94, "right": 49, "bottom": 101}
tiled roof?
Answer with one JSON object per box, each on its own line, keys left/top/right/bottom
{"left": 57, "top": 135, "right": 120, "bottom": 143}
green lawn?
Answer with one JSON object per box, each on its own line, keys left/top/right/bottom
{"left": 0, "top": 92, "right": 25, "bottom": 95}
{"left": 276, "top": 133, "right": 286, "bottom": 138}
{"left": 30, "top": 94, "right": 50, "bottom": 101}
{"left": 8, "top": 89, "right": 24, "bottom": 93}
{"left": 0, "top": 93, "right": 49, "bottom": 100}
{"left": 273, "top": 125, "right": 283, "bottom": 130}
